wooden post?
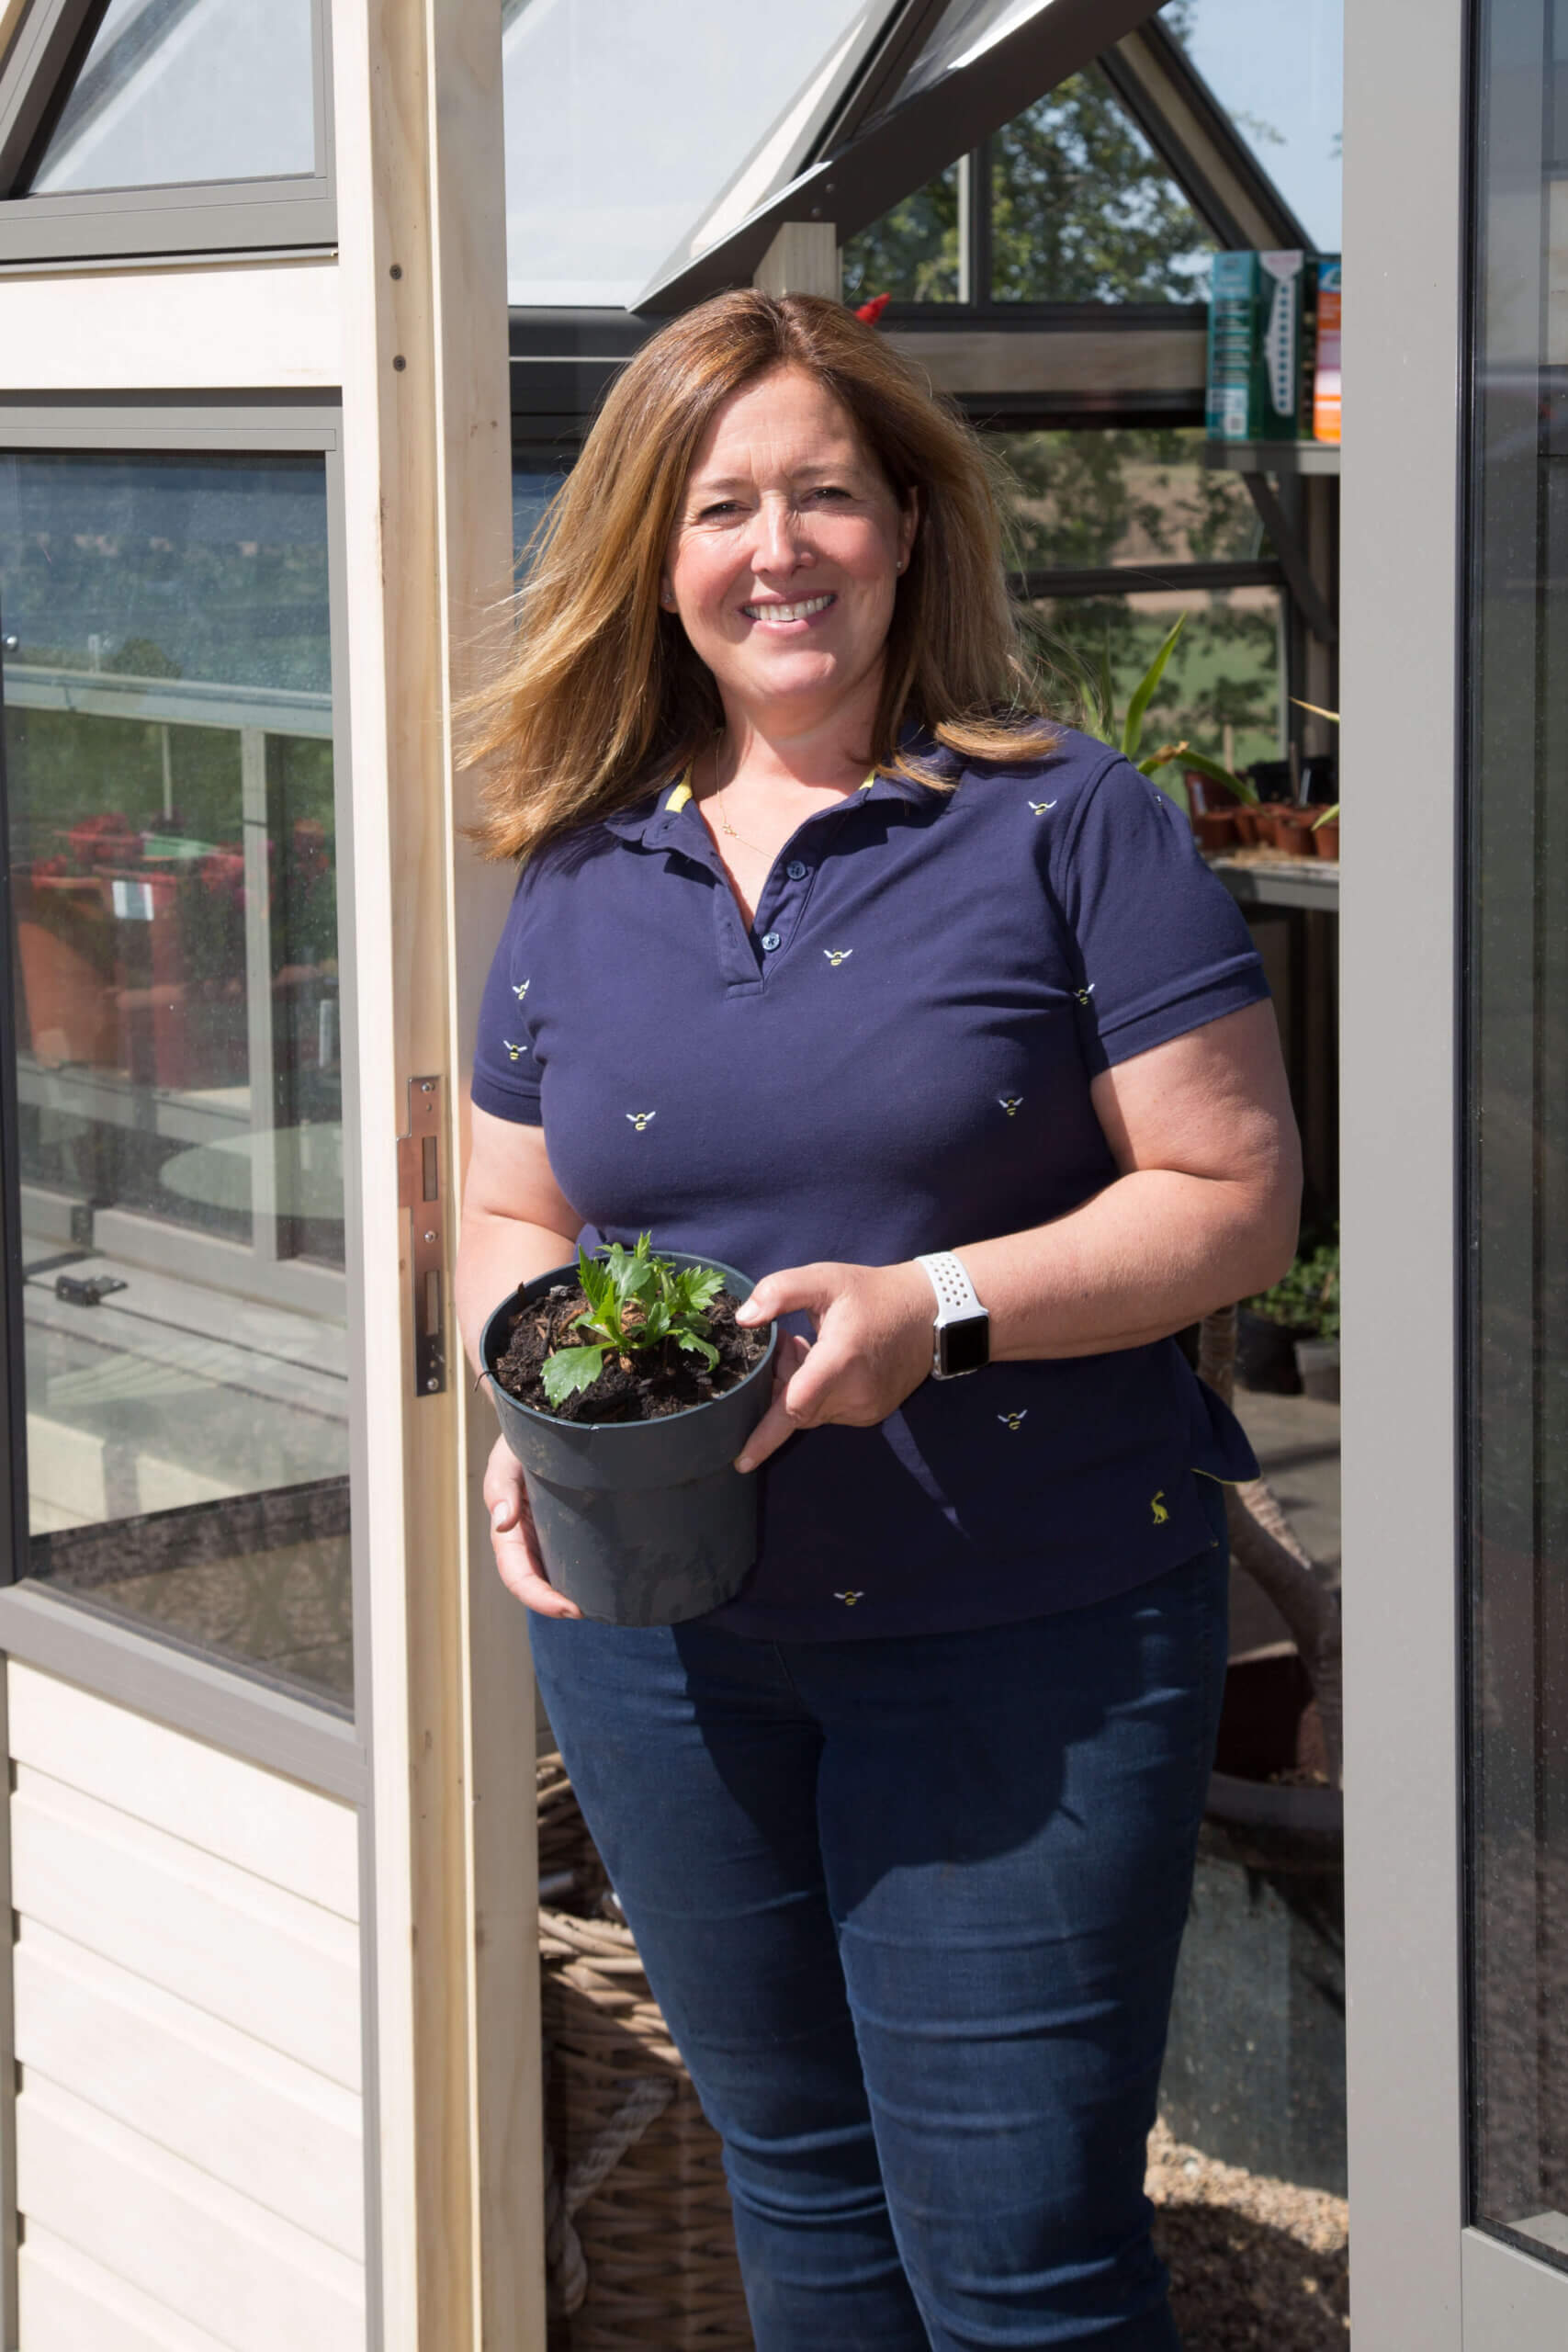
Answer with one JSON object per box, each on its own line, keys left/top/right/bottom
{"left": 753, "top": 222, "right": 840, "bottom": 299}
{"left": 333, "top": 0, "right": 543, "bottom": 2344}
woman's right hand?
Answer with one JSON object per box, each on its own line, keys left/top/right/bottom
{"left": 483, "top": 1432, "right": 582, "bottom": 1619}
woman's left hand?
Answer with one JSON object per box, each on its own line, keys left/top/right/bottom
{"left": 732, "top": 1261, "right": 934, "bottom": 1472}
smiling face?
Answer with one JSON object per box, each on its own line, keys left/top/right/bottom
{"left": 662, "top": 365, "right": 917, "bottom": 741}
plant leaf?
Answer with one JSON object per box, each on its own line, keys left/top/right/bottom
{"left": 675, "top": 1263, "right": 725, "bottom": 1317}
{"left": 1094, "top": 632, "right": 1116, "bottom": 741}
{"left": 1289, "top": 697, "right": 1340, "bottom": 727}
{"left": 541, "top": 1344, "right": 607, "bottom": 1406}
{"left": 1179, "top": 748, "right": 1259, "bottom": 806}
{"left": 1121, "top": 614, "right": 1186, "bottom": 763}
{"left": 675, "top": 1329, "right": 719, "bottom": 1370}
{"left": 575, "top": 1247, "right": 616, "bottom": 1338}
{"left": 1311, "top": 801, "right": 1340, "bottom": 828}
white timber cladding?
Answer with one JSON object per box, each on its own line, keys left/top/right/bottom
{"left": 0, "top": 261, "right": 340, "bottom": 390}
{"left": 6, "top": 1664, "right": 367, "bottom": 2348}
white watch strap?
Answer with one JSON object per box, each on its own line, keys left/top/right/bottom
{"left": 915, "top": 1250, "right": 984, "bottom": 1324}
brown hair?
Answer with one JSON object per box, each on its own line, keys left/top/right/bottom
{"left": 465, "top": 289, "right": 1054, "bottom": 862}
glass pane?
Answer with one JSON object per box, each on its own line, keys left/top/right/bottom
{"left": 0, "top": 452, "right": 351, "bottom": 1711}
{"left": 990, "top": 67, "right": 1213, "bottom": 303}
{"left": 28, "top": 0, "right": 317, "bottom": 197}
{"left": 1467, "top": 0, "right": 1568, "bottom": 2265}
{"left": 994, "top": 426, "right": 1264, "bottom": 571}
{"left": 1022, "top": 584, "right": 1282, "bottom": 776}
{"left": 842, "top": 73, "right": 1213, "bottom": 308}
{"left": 1167, "top": 0, "right": 1343, "bottom": 254}
{"left": 840, "top": 160, "right": 964, "bottom": 306}
{"left": 887, "top": 0, "right": 1051, "bottom": 105}
{"left": 502, "top": 0, "right": 881, "bottom": 307}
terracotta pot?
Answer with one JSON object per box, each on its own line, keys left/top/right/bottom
{"left": 1231, "top": 807, "right": 1264, "bottom": 845}
{"left": 1311, "top": 820, "right": 1340, "bottom": 860}
{"left": 1192, "top": 811, "right": 1237, "bottom": 852}
{"left": 1269, "top": 808, "right": 1316, "bottom": 855}
{"left": 15, "top": 876, "right": 119, "bottom": 1068}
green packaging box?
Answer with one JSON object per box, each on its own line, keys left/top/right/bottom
{"left": 1206, "top": 251, "right": 1311, "bottom": 441}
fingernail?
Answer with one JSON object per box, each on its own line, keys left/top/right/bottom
{"left": 733, "top": 1453, "right": 753, "bottom": 1475}
{"left": 491, "top": 1503, "right": 507, "bottom": 1528}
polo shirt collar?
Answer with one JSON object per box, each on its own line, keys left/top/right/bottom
{"left": 600, "top": 761, "right": 933, "bottom": 850}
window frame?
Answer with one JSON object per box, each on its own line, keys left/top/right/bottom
{"left": 0, "top": 0, "right": 334, "bottom": 264}
{"left": 0, "top": 395, "right": 373, "bottom": 1743}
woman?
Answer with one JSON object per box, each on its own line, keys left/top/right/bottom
{"left": 456, "top": 290, "right": 1300, "bottom": 2350}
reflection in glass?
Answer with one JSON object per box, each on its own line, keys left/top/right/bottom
{"left": 840, "top": 162, "right": 964, "bottom": 307}
{"left": 989, "top": 428, "right": 1278, "bottom": 773}
{"left": 1167, "top": 0, "right": 1342, "bottom": 253}
{"left": 28, "top": 0, "right": 317, "bottom": 196}
{"left": 841, "top": 74, "right": 1212, "bottom": 308}
{"left": 990, "top": 73, "right": 1212, "bottom": 303}
{"left": 502, "top": 0, "right": 877, "bottom": 306}
{"left": 1467, "top": 0, "right": 1568, "bottom": 2267}
{"left": 995, "top": 426, "right": 1263, "bottom": 571}
{"left": 1021, "top": 585, "right": 1280, "bottom": 775}
{"left": 0, "top": 453, "right": 351, "bottom": 1709}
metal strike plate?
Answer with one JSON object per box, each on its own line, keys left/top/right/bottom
{"left": 397, "top": 1074, "right": 446, "bottom": 1396}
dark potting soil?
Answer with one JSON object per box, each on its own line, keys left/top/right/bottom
{"left": 494, "top": 1281, "right": 768, "bottom": 1424}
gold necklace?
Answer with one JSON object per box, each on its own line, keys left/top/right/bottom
{"left": 705, "top": 743, "right": 771, "bottom": 855}
{"left": 715, "top": 774, "right": 770, "bottom": 855}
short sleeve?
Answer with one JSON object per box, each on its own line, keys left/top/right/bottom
{"left": 1054, "top": 752, "right": 1269, "bottom": 1075}
{"left": 471, "top": 872, "right": 544, "bottom": 1124}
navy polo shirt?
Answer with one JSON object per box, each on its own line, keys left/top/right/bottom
{"left": 472, "top": 727, "right": 1268, "bottom": 1640}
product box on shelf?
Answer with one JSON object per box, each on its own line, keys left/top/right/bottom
{"left": 1313, "top": 257, "right": 1342, "bottom": 443}
{"left": 1206, "top": 251, "right": 1315, "bottom": 442}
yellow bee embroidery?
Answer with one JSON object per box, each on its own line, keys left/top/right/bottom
{"left": 998, "top": 1095, "right": 1023, "bottom": 1118}
{"left": 502, "top": 1039, "right": 528, "bottom": 1062}
{"left": 1028, "top": 798, "right": 1057, "bottom": 816}
{"left": 1151, "top": 1491, "right": 1169, "bottom": 1526}
{"left": 824, "top": 948, "right": 854, "bottom": 967}
{"left": 833, "top": 1590, "right": 865, "bottom": 1606}
{"left": 1072, "top": 982, "right": 1097, "bottom": 1008}
{"left": 998, "top": 1409, "right": 1029, "bottom": 1432}
{"left": 626, "top": 1110, "right": 657, "bottom": 1133}
{"left": 513, "top": 978, "right": 531, "bottom": 1001}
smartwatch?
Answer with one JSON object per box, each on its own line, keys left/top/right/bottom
{"left": 915, "top": 1251, "right": 990, "bottom": 1379}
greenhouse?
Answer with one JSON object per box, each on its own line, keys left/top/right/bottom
{"left": 0, "top": 0, "right": 1553, "bottom": 2346}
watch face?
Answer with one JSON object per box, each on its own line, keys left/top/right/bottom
{"left": 940, "top": 1312, "right": 990, "bottom": 1376}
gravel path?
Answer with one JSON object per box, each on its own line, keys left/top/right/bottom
{"left": 1147, "top": 2120, "right": 1350, "bottom": 2348}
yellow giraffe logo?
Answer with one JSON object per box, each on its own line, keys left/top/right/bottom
{"left": 626, "top": 1111, "right": 657, "bottom": 1133}
{"left": 1151, "top": 1490, "right": 1169, "bottom": 1526}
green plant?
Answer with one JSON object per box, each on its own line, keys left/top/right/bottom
{"left": 1246, "top": 1229, "right": 1340, "bottom": 1343}
{"left": 1052, "top": 611, "right": 1258, "bottom": 816}
{"left": 541, "top": 1233, "right": 726, "bottom": 1407}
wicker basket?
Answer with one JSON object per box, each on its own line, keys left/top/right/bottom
{"left": 537, "top": 1755, "right": 754, "bottom": 2348}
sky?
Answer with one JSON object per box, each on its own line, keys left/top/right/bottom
{"left": 1171, "top": 0, "right": 1344, "bottom": 254}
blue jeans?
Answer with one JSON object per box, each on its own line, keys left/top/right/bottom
{"left": 530, "top": 1509, "right": 1227, "bottom": 2350}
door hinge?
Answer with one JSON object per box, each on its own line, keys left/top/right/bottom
{"left": 397, "top": 1074, "right": 446, "bottom": 1396}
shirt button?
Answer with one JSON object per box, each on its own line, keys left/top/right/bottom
{"left": 761, "top": 932, "right": 782, "bottom": 953}
{"left": 785, "top": 860, "right": 807, "bottom": 880}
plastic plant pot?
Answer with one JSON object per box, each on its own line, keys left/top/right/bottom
{"left": 481, "top": 1254, "right": 778, "bottom": 1627}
